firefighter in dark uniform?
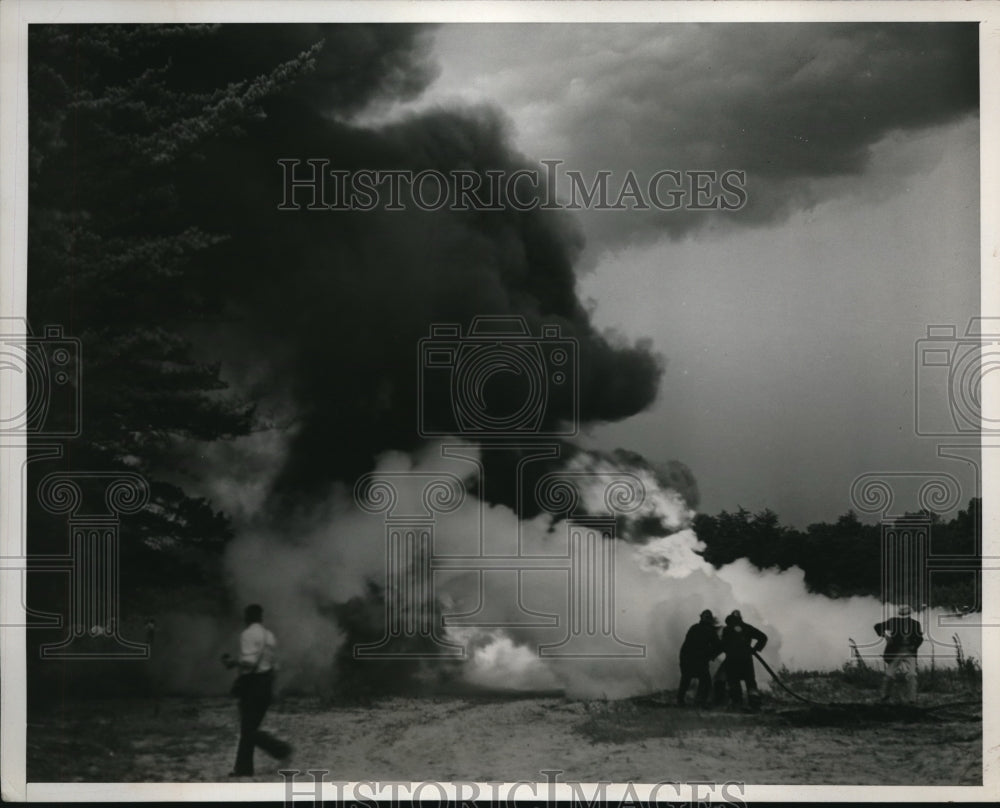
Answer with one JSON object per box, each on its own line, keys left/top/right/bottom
{"left": 721, "top": 609, "right": 767, "bottom": 710}
{"left": 677, "top": 609, "right": 723, "bottom": 707}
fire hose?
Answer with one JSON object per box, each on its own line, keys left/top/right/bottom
{"left": 751, "top": 651, "right": 981, "bottom": 716}
{"left": 751, "top": 650, "right": 823, "bottom": 705}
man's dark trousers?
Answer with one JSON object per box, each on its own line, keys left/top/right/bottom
{"left": 234, "top": 671, "right": 290, "bottom": 775}
{"left": 726, "top": 661, "right": 761, "bottom": 708}
{"left": 677, "top": 661, "right": 712, "bottom": 705}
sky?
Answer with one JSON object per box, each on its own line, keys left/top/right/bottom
{"left": 368, "top": 23, "right": 981, "bottom": 526}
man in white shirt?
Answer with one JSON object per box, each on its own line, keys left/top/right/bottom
{"left": 221, "top": 604, "right": 291, "bottom": 776}
{"left": 240, "top": 615, "right": 276, "bottom": 674}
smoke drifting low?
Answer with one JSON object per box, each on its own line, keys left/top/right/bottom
{"left": 216, "top": 440, "right": 723, "bottom": 696}
{"left": 209, "top": 442, "right": 980, "bottom": 699}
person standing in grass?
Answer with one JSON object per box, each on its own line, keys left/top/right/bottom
{"left": 874, "top": 604, "right": 924, "bottom": 703}
{"left": 677, "top": 609, "right": 723, "bottom": 707}
{"left": 221, "top": 604, "right": 292, "bottom": 777}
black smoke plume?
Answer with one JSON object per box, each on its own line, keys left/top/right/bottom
{"left": 169, "top": 33, "right": 663, "bottom": 509}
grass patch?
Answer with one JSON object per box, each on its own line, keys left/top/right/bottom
{"left": 836, "top": 658, "right": 982, "bottom": 694}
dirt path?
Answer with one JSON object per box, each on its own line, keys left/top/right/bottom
{"left": 28, "top": 693, "right": 982, "bottom": 785}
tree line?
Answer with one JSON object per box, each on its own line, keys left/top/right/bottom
{"left": 693, "top": 499, "right": 981, "bottom": 611}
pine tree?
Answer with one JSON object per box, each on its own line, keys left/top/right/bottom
{"left": 27, "top": 24, "right": 322, "bottom": 589}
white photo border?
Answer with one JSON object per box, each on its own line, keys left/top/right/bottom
{"left": 1, "top": 0, "right": 997, "bottom": 802}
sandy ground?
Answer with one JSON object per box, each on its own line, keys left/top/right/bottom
{"left": 28, "top": 688, "right": 982, "bottom": 785}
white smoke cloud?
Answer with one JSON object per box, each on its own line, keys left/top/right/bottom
{"left": 717, "top": 558, "right": 981, "bottom": 672}
{"left": 159, "top": 436, "right": 980, "bottom": 698}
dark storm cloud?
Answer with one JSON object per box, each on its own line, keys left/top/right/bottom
{"left": 440, "top": 23, "right": 978, "bottom": 251}
{"left": 169, "top": 29, "right": 663, "bottom": 505}
{"left": 668, "top": 24, "right": 979, "bottom": 179}
{"left": 679, "top": 23, "right": 979, "bottom": 225}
